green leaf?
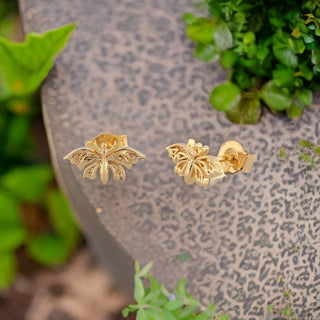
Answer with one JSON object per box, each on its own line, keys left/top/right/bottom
{"left": 0, "top": 226, "right": 25, "bottom": 252}
{"left": 311, "top": 48, "right": 320, "bottom": 65}
{"left": 121, "top": 307, "right": 130, "bottom": 318}
{"left": 219, "top": 49, "right": 237, "bottom": 68}
{"left": 139, "top": 261, "right": 154, "bottom": 277}
{"left": 260, "top": 81, "right": 293, "bottom": 111}
{"left": 183, "top": 13, "right": 197, "bottom": 25}
{"left": 1, "top": 165, "right": 53, "bottom": 203}
{"left": 0, "top": 23, "right": 76, "bottom": 100}
{"left": 295, "top": 88, "right": 313, "bottom": 106}
{"left": 287, "top": 103, "right": 302, "bottom": 119}
{"left": 5, "top": 115, "right": 31, "bottom": 156}
{"left": 273, "top": 31, "right": 298, "bottom": 68}
{"left": 0, "top": 191, "right": 20, "bottom": 225}
{"left": 186, "top": 18, "right": 216, "bottom": 44}
{"left": 213, "top": 19, "right": 233, "bottom": 51}
{"left": 0, "top": 252, "right": 16, "bottom": 289}
{"left": 134, "top": 274, "right": 145, "bottom": 302}
{"left": 175, "top": 279, "right": 187, "bottom": 296}
{"left": 27, "top": 233, "right": 69, "bottom": 266}
{"left": 46, "top": 189, "right": 79, "bottom": 251}
{"left": 164, "top": 299, "right": 185, "bottom": 311}
{"left": 226, "top": 92, "right": 261, "bottom": 124}
{"left": 272, "top": 67, "right": 295, "bottom": 88}
{"left": 194, "top": 43, "right": 218, "bottom": 62}
{"left": 136, "top": 309, "right": 147, "bottom": 320}
{"left": 209, "top": 82, "right": 241, "bottom": 111}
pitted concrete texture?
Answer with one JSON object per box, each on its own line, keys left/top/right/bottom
{"left": 19, "top": 0, "right": 320, "bottom": 319}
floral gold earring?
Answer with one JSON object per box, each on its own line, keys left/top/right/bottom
{"left": 64, "top": 133, "right": 146, "bottom": 184}
{"left": 166, "top": 139, "right": 254, "bottom": 187}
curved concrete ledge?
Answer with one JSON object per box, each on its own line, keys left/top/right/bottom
{"left": 19, "top": 0, "right": 320, "bottom": 318}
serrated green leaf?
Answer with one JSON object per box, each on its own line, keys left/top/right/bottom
{"left": 0, "top": 252, "right": 16, "bottom": 289}
{"left": 27, "top": 233, "right": 69, "bottom": 266}
{"left": 46, "top": 189, "right": 79, "bottom": 251}
{"left": 0, "top": 23, "right": 75, "bottom": 100}
{"left": 260, "top": 81, "right": 293, "bottom": 111}
{"left": 194, "top": 43, "right": 218, "bottom": 62}
{"left": 1, "top": 165, "right": 53, "bottom": 203}
{"left": 186, "top": 18, "right": 216, "bottom": 44}
{"left": 226, "top": 92, "right": 261, "bottom": 124}
{"left": 209, "top": 82, "right": 241, "bottom": 112}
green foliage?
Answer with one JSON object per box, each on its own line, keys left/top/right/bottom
{"left": 122, "top": 262, "right": 231, "bottom": 320}
{"left": 298, "top": 139, "right": 320, "bottom": 169}
{"left": 0, "top": 2, "right": 78, "bottom": 290}
{"left": 185, "top": 0, "right": 320, "bottom": 123}
{"left": 0, "top": 23, "right": 75, "bottom": 99}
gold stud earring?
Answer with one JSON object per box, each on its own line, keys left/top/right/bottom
{"left": 64, "top": 133, "right": 146, "bottom": 184}
{"left": 166, "top": 139, "right": 254, "bottom": 187}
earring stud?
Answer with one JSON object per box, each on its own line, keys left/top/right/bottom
{"left": 64, "top": 133, "right": 146, "bottom": 184}
{"left": 166, "top": 139, "right": 254, "bottom": 187}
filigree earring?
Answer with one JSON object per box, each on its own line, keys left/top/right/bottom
{"left": 64, "top": 133, "right": 146, "bottom": 184}
{"left": 166, "top": 139, "right": 254, "bottom": 187}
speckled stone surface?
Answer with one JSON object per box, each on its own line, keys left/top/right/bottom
{"left": 19, "top": 0, "right": 320, "bottom": 319}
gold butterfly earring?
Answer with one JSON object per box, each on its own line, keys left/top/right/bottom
{"left": 166, "top": 139, "right": 254, "bottom": 187}
{"left": 64, "top": 133, "right": 146, "bottom": 184}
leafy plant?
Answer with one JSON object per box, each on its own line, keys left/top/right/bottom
{"left": 184, "top": 0, "right": 320, "bottom": 124}
{"left": 0, "top": 1, "right": 79, "bottom": 289}
{"left": 122, "top": 261, "right": 231, "bottom": 320}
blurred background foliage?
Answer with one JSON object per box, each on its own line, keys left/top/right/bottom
{"left": 0, "top": 0, "right": 80, "bottom": 289}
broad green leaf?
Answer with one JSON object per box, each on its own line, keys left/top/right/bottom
{"left": 0, "top": 252, "right": 16, "bottom": 289}
{"left": 194, "top": 43, "right": 218, "bottom": 62}
{"left": 273, "top": 31, "right": 298, "bottom": 68}
{"left": 134, "top": 274, "right": 145, "bottom": 302}
{"left": 0, "top": 226, "right": 25, "bottom": 252}
{"left": 219, "top": 49, "right": 237, "bottom": 68}
{"left": 0, "top": 23, "right": 75, "bottom": 100}
{"left": 287, "top": 103, "right": 302, "bottom": 119}
{"left": 183, "top": 13, "right": 197, "bottom": 25}
{"left": 27, "top": 233, "right": 69, "bottom": 266}
{"left": 213, "top": 19, "right": 233, "bottom": 51}
{"left": 295, "top": 88, "right": 313, "bottom": 106}
{"left": 272, "top": 67, "right": 295, "bottom": 88}
{"left": 187, "top": 18, "right": 216, "bottom": 44}
{"left": 243, "top": 31, "right": 255, "bottom": 45}
{"left": 0, "top": 191, "right": 20, "bottom": 225}
{"left": 260, "top": 81, "right": 293, "bottom": 111}
{"left": 46, "top": 189, "right": 79, "bottom": 251}
{"left": 1, "top": 165, "right": 53, "bottom": 203}
{"left": 226, "top": 93, "right": 261, "bottom": 124}
{"left": 311, "top": 48, "right": 320, "bottom": 65}
{"left": 209, "top": 82, "right": 241, "bottom": 111}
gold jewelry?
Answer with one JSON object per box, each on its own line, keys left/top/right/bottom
{"left": 166, "top": 139, "right": 254, "bottom": 187}
{"left": 64, "top": 133, "right": 146, "bottom": 184}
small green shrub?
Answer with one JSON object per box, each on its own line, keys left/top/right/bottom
{"left": 184, "top": 0, "right": 320, "bottom": 124}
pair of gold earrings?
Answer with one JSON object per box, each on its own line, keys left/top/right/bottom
{"left": 64, "top": 132, "right": 254, "bottom": 187}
